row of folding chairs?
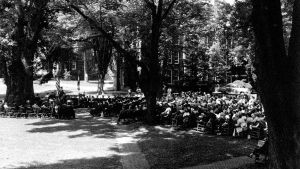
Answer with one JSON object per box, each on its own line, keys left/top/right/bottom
{"left": 196, "top": 120, "right": 232, "bottom": 136}
{"left": 0, "top": 107, "right": 55, "bottom": 118}
{"left": 196, "top": 120, "right": 263, "bottom": 140}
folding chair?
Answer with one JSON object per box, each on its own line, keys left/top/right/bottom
{"left": 0, "top": 110, "right": 6, "bottom": 117}
{"left": 196, "top": 120, "right": 206, "bottom": 132}
{"left": 220, "top": 124, "right": 231, "bottom": 136}
{"left": 5, "top": 107, "right": 16, "bottom": 118}
{"left": 16, "top": 107, "right": 25, "bottom": 118}
{"left": 249, "top": 127, "right": 261, "bottom": 140}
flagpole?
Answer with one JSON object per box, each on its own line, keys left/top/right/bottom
{"left": 77, "top": 70, "right": 80, "bottom": 106}
{"left": 56, "top": 75, "right": 60, "bottom": 101}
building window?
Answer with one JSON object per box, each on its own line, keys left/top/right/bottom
{"left": 172, "top": 69, "right": 180, "bottom": 82}
{"left": 168, "top": 55, "right": 172, "bottom": 64}
{"left": 72, "top": 61, "right": 77, "bottom": 70}
{"left": 182, "top": 52, "right": 186, "bottom": 60}
{"left": 174, "top": 52, "right": 180, "bottom": 64}
{"left": 166, "top": 69, "right": 172, "bottom": 84}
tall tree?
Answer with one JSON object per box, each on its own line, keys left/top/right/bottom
{"left": 68, "top": 0, "right": 177, "bottom": 124}
{"left": 0, "top": 0, "right": 49, "bottom": 105}
{"left": 251, "top": 0, "right": 300, "bottom": 168}
{"left": 138, "top": 0, "right": 177, "bottom": 123}
{"left": 160, "top": 0, "right": 212, "bottom": 89}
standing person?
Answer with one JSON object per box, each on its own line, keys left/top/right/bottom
{"left": 58, "top": 87, "right": 66, "bottom": 103}
{"left": 127, "top": 89, "right": 132, "bottom": 97}
{"left": 166, "top": 88, "right": 174, "bottom": 102}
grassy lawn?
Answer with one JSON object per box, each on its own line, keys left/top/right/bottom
{"left": 0, "top": 112, "right": 123, "bottom": 169}
{"left": 133, "top": 125, "right": 258, "bottom": 169}
{"left": 0, "top": 78, "right": 126, "bottom": 100}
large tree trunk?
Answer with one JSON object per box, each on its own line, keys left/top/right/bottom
{"left": 252, "top": 0, "right": 300, "bottom": 168}
{"left": 139, "top": 0, "right": 171, "bottom": 124}
{"left": 5, "top": 55, "right": 34, "bottom": 106}
{"left": 97, "top": 74, "right": 105, "bottom": 95}
{"left": 285, "top": 1, "right": 300, "bottom": 167}
{"left": 145, "top": 92, "right": 156, "bottom": 124}
{"left": 140, "top": 32, "right": 161, "bottom": 124}
{"left": 4, "top": 0, "right": 48, "bottom": 106}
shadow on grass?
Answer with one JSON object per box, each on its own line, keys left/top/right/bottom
{"left": 131, "top": 125, "right": 258, "bottom": 169}
{"left": 24, "top": 111, "right": 258, "bottom": 169}
{"left": 20, "top": 111, "right": 147, "bottom": 169}
{"left": 26, "top": 111, "right": 129, "bottom": 139}
{"left": 14, "top": 155, "right": 122, "bottom": 169}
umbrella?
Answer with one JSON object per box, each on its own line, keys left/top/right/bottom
{"left": 229, "top": 80, "right": 252, "bottom": 89}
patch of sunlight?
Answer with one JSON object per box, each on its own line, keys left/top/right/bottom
{"left": 154, "top": 126, "right": 174, "bottom": 133}
{"left": 228, "top": 140, "right": 238, "bottom": 144}
{"left": 225, "top": 153, "right": 233, "bottom": 157}
{"left": 118, "top": 151, "right": 140, "bottom": 156}
{"left": 163, "top": 137, "right": 175, "bottom": 140}
{"left": 67, "top": 129, "right": 88, "bottom": 135}
{"left": 117, "top": 137, "right": 137, "bottom": 144}
{"left": 132, "top": 127, "right": 149, "bottom": 136}
{"left": 34, "top": 122, "right": 69, "bottom": 128}
{"left": 138, "top": 127, "right": 148, "bottom": 133}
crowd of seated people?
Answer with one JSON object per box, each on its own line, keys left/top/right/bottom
{"left": 156, "top": 91, "right": 267, "bottom": 139}
{"left": 87, "top": 96, "right": 146, "bottom": 119}
{"left": 0, "top": 89, "right": 75, "bottom": 119}
{"left": 0, "top": 88, "right": 146, "bottom": 121}
{"left": 0, "top": 88, "right": 268, "bottom": 140}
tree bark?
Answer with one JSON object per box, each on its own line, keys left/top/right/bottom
{"left": 286, "top": 1, "right": 300, "bottom": 167}
{"left": 251, "top": 0, "right": 300, "bottom": 168}
{"left": 97, "top": 74, "right": 105, "bottom": 95}
{"left": 145, "top": 92, "right": 156, "bottom": 124}
{"left": 4, "top": 1, "right": 48, "bottom": 106}
{"left": 5, "top": 58, "right": 34, "bottom": 106}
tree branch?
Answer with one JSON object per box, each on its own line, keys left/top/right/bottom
{"left": 144, "top": 0, "right": 156, "bottom": 12}
{"left": 162, "top": 0, "right": 177, "bottom": 20}
{"left": 157, "top": 0, "right": 163, "bottom": 18}
{"left": 31, "top": 1, "right": 49, "bottom": 48}
{"left": 67, "top": 2, "right": 148, "bottom": 72}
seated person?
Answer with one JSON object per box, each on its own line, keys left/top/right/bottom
{"left": 206, "top": 110, "right": 217, "bottom": 134}
{"left": 18, "top": 104, "right": 26, "bottom": 113}
{"left": 25, "top": 100, "right": 32, "bottom": 109}
{"left": 234, "top": 114, "right": 247, "bottom": 137}
{"left": 32, "top": 103, "right": 41, "bottom": 110}
{"left": 67, "top": 99, "right": 74, "bottom": 106}
{"left": 182, "top": 107, "right": 191, "bottom": 128}
{"left": 197, "top": 113, "right": 205, "bottom": 123}
{"left": 160, "top": 105, "right": 172, "bottom": 123}
{"left": 59, "top": 87, "right": 66, "bottom": 102}
{"left": 249, "top": 136, "right": 269, "bottom": 161}
{"left": 216, "top": 112, "right": 226, "bottom": 131}
{"left": 48, "top": 92, "right": 56, "bottom": 100}
{"left": 173, "top": 109, "right": 184, "bottom": 126}
{"left": 34, "top": 94, "right": 42, "bottom": 106}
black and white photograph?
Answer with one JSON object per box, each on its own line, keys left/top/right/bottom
{"left": 0, "top": 0, "right": 298, "bottom": 169}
